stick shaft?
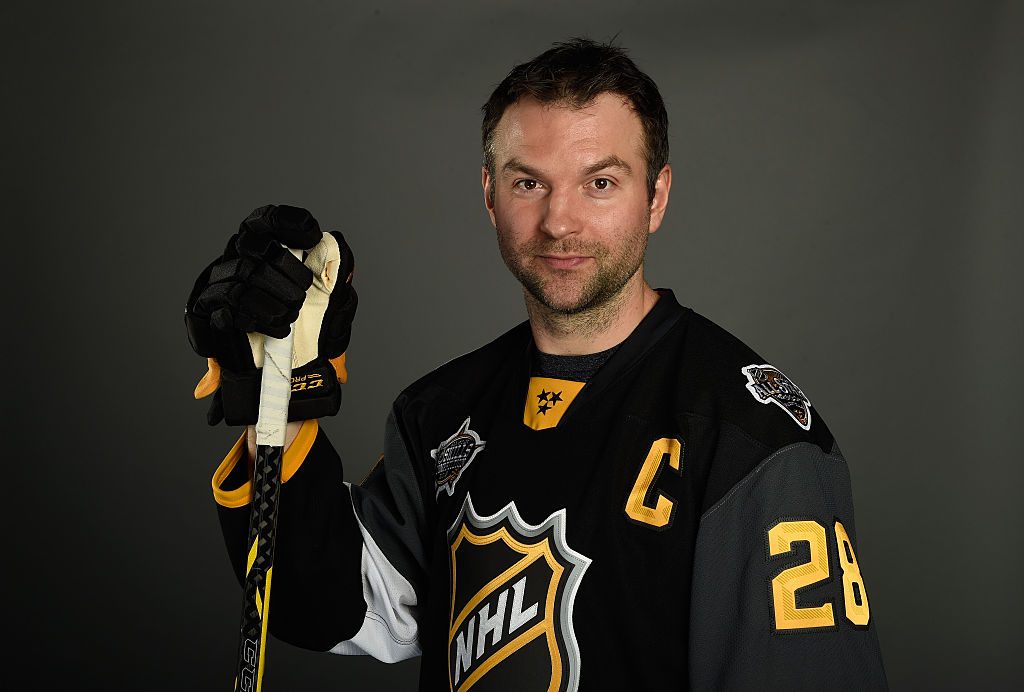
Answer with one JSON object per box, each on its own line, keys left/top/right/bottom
{"left": 233, "top": 248, "right": 301, "bottom": 692}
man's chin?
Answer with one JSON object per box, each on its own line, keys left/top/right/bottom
{"left": 527, "top": 285, "right": 599, "bottom": 315}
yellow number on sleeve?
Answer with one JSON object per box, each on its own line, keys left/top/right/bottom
{"left": 834, "top": 520, "right": 871, "bottom": 626}
{"left": 768, "top": 520, "right": 836, "bottom": 630}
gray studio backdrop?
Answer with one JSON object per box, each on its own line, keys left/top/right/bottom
{"left": 9, "top": 1, "right": 1021, "bottom": 690}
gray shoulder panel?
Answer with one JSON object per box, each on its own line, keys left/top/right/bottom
{"left": 349, "top": 409, "right": 431, "bottom": 603}
{"left": 690, "top": 442, "right": 887, "bottom": 691}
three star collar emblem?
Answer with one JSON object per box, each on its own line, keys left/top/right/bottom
{"left": 523, "top": 377, "right": 586, "bottom": 431}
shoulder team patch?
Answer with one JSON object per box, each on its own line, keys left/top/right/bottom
{"left": 741, "top": 363, "right": 813, "bottom": 430}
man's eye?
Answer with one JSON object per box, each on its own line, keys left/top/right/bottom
{"left": 591, "top": 178, "right": 614, "bottom": 190}
{"left": 514, "top": 179, "right": 541, "bottom": 191}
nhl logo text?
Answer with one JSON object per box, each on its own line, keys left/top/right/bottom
{"left": 447, "top": 495, "right": 590, "bottom": 691}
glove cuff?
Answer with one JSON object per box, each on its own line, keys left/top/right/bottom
{"left": 210, "top": 358, "right": 342, "bottom": 426}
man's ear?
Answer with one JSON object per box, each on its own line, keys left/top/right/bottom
{"left": 648, "top": 164, "right": 672, "bottom": 234}
{"left": 481, "top": 165, "right": 497, "bottom": 228}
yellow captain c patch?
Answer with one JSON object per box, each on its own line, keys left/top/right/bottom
{"left": 523, "top": 377, "right": 585, "bottom": 430}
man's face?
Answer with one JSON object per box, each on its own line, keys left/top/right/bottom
{"left": 482, "top": 92, "right": 671, "bottom": 314}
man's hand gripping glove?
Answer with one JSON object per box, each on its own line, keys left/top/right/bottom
{"left": 184, "top": 204, "right": 358, "bottom": 425}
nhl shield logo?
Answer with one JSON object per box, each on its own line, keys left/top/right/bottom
{"left": 446, "top": 495, "right": 591, "bottom": 691}
{"left": 741, "top": 363, "right": 813, "bottom": 430}
{"left": 433, "top": 418, "right": 486, "bottom": 498}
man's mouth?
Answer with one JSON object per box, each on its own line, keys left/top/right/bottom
{"left": 538, "top": 254, "right": 590, "bottom": 269}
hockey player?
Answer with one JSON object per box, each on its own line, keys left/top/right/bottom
{"left": 186, "top": 39, "right": 887, "bottom": 690}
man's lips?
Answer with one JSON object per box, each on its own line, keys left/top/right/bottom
{"left": 537, "top": 255, "right": 591, "bottom": 269}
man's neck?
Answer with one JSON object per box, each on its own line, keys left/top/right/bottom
{"left": 526, "top": 274, "right": 661, "bottom": 355}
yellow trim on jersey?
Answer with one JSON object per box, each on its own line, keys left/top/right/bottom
{"left": 522, "top": 377, "right": 586, "bottom": 430}
{"left": 211, "top": 419, "right": 319, "bottom": 508}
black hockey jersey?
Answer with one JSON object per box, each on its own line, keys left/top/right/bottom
{"left": 212, "top": 289, "right": 887, "bottom": 690}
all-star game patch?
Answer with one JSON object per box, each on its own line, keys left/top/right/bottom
{"left": 741, "top": 363, "right": 813, "bottom": 430}
{"left": 432, "top": 417, "right": 486, "bottom": 498}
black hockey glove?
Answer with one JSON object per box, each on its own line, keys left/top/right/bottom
{"left": 185, "top": 204, "right": 358, "bottom": 425}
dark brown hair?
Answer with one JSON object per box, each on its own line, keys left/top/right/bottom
{"left": 482, "top": 38, "right": 669, "bottom": 201}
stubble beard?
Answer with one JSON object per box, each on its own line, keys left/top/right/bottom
{"left": 496, "top": 216, "right": 651, "bottom": 321}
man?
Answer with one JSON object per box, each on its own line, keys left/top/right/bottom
{"left": 187, "top": 39, "right": 887, "bottom": 690}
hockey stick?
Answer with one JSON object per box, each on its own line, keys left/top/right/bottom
{"left": 233, "top": 247, "right": 303, "bottom": 692}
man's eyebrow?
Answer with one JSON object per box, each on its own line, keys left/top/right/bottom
{"left": 582, "top": 155, "right": 632, "bottom": 176}
{"left": 501, "top": 155, "right": 632, "bottom": 178}
{"left": 501, "top": 157, "right": 545, "bottom": 178}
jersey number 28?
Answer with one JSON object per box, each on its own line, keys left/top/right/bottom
{"left": 768, "top": 519, "right": 871, "bottom": 630}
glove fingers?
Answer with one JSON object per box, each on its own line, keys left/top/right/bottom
{"left": 198, "top": 278, "right": 298, "bottom": 338}
{"left": 233, "top": 286, "right": 299, "bottom": 338}
{"left": 198, "top": 251, "right": 310, "bottom": 331}
{"left": 266, "top": 247, "right": 315, "bottom": 291}
{"left": 193, "top": 282, "right": 234, "bottom": 321}
{"left": 241, "top": 204, "right": 323, "bottom": 250}
{"left": 210, "top": 306, "right": 234, "bottom": 333}
{"left": 195, "top": 280, "right": 258, "bottom": 326}
{"left": 272, "top": 204, "right": 322, "bottom": 249}
{"left": 248, "top": 257, "right": 310, "bottom": 301}
{"left": 207, "top": 257, "right": 246, "bottom": 286}
{"left": 206, "top": 252, "right": 310, "bottom": 302}
{"left": 239, "top": 205, "right": 277, "bottom": 239}
{"left": 236, "top": 232, "right": 315, "bottom": 291}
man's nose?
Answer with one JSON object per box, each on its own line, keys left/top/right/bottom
{"left": 539, "top": 187, "right": 580, "bottom": 239}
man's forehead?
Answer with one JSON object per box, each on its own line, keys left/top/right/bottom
{"left": 491, "top": 93, "right": 644, "bottom": 169}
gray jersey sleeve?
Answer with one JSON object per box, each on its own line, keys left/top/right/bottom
{"left": 332, "top": 408, "right": 433, "bottom": 662}
{"left": 689, "top": 442, "right": 888, "bottom": 690}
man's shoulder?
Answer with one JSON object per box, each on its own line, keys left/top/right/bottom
{"left": 394, "top": 319, "right": 531, "bottom": 408}
{"left": 672, "top": 307, "right": 836, "bottom": 454}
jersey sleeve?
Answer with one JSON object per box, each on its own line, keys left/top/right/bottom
{"left": 212, "top": 400, "right": 434, "bottom": 662}
{"left": 687, "top": 440, "right": 888, "bottom": 690}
